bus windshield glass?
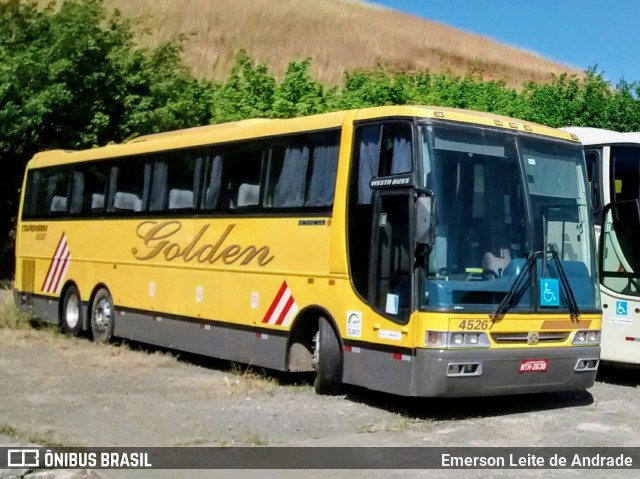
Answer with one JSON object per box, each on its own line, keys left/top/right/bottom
{"left": 420, "top": 124, "right": 598, "bottom": 313}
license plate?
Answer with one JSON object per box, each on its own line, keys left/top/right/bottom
{"left": 519, "top": 359, "right": 548, "bottom": 373}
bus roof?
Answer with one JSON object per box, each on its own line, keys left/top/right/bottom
{"left": 29, "top": 106, "right": 578, "bottom": 168}
{"left": 561, "top": 126, "right": 640, "bottom": 146}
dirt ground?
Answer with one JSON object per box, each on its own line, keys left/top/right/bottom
{"left": 1, "top": 292, "right": 640, "bottom": 479}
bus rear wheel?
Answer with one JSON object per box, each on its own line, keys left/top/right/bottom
{"left": 90, "top": 288, "right": 114, "bottom": 343}
{"left": 60, "top": 285, "right": 82, "bottom": 336}
{"left": 313, "top": 317, "right": 343, "bottom": 395}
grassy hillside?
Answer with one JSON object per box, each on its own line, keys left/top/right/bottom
{"left": 102, "top": 0, "right": 579, "bottom": 86}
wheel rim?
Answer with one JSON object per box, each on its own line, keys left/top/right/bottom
{"left": 94, "top": 297, "right": 112, "bottom": 334}
{"left": 65, "top": 293, "right": 80, "bottom": 329}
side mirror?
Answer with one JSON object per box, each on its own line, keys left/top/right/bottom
{"left": 415, "top": 195, "right": 435, "bottom": 245}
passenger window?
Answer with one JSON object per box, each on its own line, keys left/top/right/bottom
{"left": 151, "top": 152, "right": 202, "bottom": 212}
{"left": 109, "top": 159, "right": 151, "bottom": 213}
{"left": 223, "top": 144, "right": 264, "bottom": 209}
{"left": 305, "top": 132, "right": 339, "bottom": 207}
{"left": 30, "top": 168, "right": 71, "bottom": 216}
{"left": 70, "top": 163, "right": 110, "bottom": 215}
{"left": 201, "top": 153, "right": 223, "bottom": 211}
{"left": 267, "top": 142, "right": 309, "bottom": 208}
{"left": 266, "top": 130, "right": 339, "bottom": 209}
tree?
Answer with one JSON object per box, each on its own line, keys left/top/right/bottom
{"left": 0, "top": 0, "right": 210, "bottom": 278}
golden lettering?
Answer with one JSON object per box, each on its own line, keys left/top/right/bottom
{"left": 219, "top": 245, "right": 242, "bottom": 264}
{"left": 132, "top": 221, "right": 182, "bottom": 260}
{"left": 207, "top": 225, "right": 235, "bottom": 263}
{"left": 132, "top": 221, "right": 274, "bottom": 267}
{"left": 182, "top": 225, "right": 210, "bottom": 262}
{"left": 239, "top": 245, "right": 275, "bottom": 266}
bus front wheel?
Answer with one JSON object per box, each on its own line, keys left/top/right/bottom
{"left": 60, "top": 285, "right": 82, "bottom": 336}
{"left": 313, "top": 317, "right": 343, "bottom": 395}
{"left": 90, "top": 288, "right": 114, "bottom": 343}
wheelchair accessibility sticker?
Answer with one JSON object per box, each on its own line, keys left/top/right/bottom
{"left": 540, "top": 278, "right": 559, "bottom": 307}
{"left": 616, "top": 301, "right": 628, "bottom": 316}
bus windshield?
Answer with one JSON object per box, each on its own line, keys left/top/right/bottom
{"left": 420, "top": 124, "right": 599, "bottom": 313}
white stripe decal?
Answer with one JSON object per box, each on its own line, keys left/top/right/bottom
{"left": 262, "top": 281, "right": 299, "bottom": 327}
{"left": 53, "top": 251, "right": 72, "bottom": 294}
{"left": 44, "top": 243, "right": 68, "bottom": 293}
{"left": 42, "top": 234, "right": 71, "bottom": 294}
{"left": 43, "top": 237, "right": 66, "bottom": 292}
{"left": 267, "top": 289, "right": 292, "bottom": 325}
{"left": 281, "top": 302, "right": 299, "bottom": 327}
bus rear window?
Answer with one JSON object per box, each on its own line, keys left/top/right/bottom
{"left": 23, "top": 168, "right": 72, "bottom": 218}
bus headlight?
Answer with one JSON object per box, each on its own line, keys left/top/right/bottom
{"left": 425, "top": 331, "right": 490, "bottom": 348}
{"left": 572, "top": 330, "right": 600, "bottom": 345}
{"left": 587, "top": 331, "right": 599, "bottom": 343}
{"left": 425, "top": 331, "right": 446, "bottom": 347}
{"left": 465, "top": 333, "right": 480, "bottom": 345}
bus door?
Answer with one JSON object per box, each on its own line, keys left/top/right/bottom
{"left": 369, "top": 190, "right": 414, "bottom": 328}
{"left": 599, "top": 199, "right": 640, "bottom": 361}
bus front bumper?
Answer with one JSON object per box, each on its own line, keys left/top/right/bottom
{"left": 413, "top": 346, "right": 600, "bottom": 397}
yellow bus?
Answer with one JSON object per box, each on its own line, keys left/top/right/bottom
{"left": 14, "top": 106, "right": 601, "bottom": 397}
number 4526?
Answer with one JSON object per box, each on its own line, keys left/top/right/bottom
{"left": 458, "top": 319, "right": 489, "bottom": 331}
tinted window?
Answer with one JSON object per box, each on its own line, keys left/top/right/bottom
{"left": 223, "top": 143, "right": 264, "bottom": 209}
{"left": 108, "top": 159, "right": 151, "bottom": 213}
{"left": 201, "top": 153, "right": 223, "bottom": 211}
{"left": 28, "top": 168, "right": 72, "bottom": 217}
{"left": 69, "top": 163, "right": 110, "bottom": 215}
{"left": 151, "top": 151, "right": 202, "bottom": 212}
{"left": 354, "top": 122, "right": 413, "bottom": 205}
{"left": 611, "top": 146, "right": 640, "bottom": 204}
{"left": 266, "top": 131, "right": 339, "bottom": 209}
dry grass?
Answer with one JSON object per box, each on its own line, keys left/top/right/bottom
{"left": 223, "top": 363, "right": 276, "bottom": 395}
{"left": 0, "top": 292, "right": 33, "bottom": 331}
{"left": 97, "top": 0, "right": 579, "bottom": 87}
{"left": 57, "top": 340, "right": 181, "bottom": 372}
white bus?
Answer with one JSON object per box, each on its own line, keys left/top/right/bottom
{"left": 563, "top": 127, "right": 640, "bottom": 365}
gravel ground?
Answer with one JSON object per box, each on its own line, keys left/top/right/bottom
{"left": 1, "top": 291, "right": 639, "bottom": 478}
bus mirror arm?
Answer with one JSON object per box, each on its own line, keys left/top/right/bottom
{"left": 415, "top": 193, "right": 435, "bottom": 245}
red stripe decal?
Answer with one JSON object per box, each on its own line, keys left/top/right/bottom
{"left": 47, "top": 245, "right": 69, "bottom": 293}
{"left": 41, "top": 234, "right": 66, "bottom": 291}
{"left": 51, "top": 249, "right": 70, "bottom": 294}
{"left": 261, "top": 281, "right": 288, "bottom": 323}
{"left": 274, "top": 295, "right": 294, "bottom": 326}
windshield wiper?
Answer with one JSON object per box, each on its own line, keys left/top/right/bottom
{"left": 547, "top": 244, "right": 581, "bottom": 320}
{"left": 490, "top": 251, "right": 539, "bottom": 320}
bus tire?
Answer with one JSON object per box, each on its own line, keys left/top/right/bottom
{"left": 90, "top": 288, "right": 114, "bottom": 343}
{"left": 314, "top": 317, "right": 343, "bottom": 395}
{"left": 60, "top": 285, "right": 82, "bottom": 336}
